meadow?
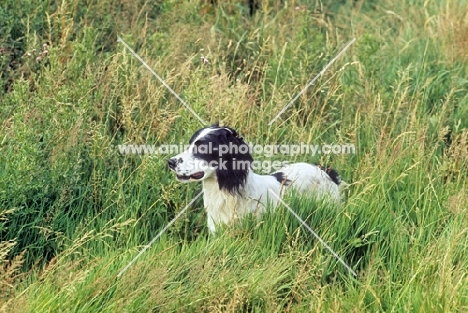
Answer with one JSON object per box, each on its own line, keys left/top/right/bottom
{"left": 1, "top": 0, "right": 467, "bottom": 311}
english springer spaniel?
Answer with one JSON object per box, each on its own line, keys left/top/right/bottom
{"left": 167, "top": 124, "right": 343, "bottom": 233}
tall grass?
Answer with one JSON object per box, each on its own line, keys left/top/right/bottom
{"left": 1, "top": 0, "right": 467, "bottom": 311}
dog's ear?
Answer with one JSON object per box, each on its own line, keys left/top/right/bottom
{"left": 215, "top": 129, "right": 253, "bottom": 195}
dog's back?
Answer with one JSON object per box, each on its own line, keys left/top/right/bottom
{"left": 272, "top": 163, "right": 342, "bottom": 202}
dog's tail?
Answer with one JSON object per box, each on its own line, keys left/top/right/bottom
{"left": 339, "top": 180, "right": 349, "bottom": 190}
{"left": 338, "top": 180, "right": 350, "bottom": 200}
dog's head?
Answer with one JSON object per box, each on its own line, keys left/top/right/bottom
{"left": 168, "top": 124, "right": 253, "bottom": 194}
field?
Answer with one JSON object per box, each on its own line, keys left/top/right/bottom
{"left": 1, "top": 0, "right": 467, "bottom": 311}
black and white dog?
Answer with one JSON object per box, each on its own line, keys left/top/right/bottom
{"left": 168, "top": 124, "right": 343, "bottom": 233}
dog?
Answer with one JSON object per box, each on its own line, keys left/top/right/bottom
{"left": 168, "top": 124, "right": 343, "bottom": 233}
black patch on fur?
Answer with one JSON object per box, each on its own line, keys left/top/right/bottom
{"left": 188, "top": 127, "right": 206, "bottom": 144}
{"left": 192, "top": 124, "right": 253, "bottom": 195}
{"left": 316, "top": 164, "right": 341, "bottom": 185}
{"left": 271, "top": 172, "right": 291, "bottom": 186}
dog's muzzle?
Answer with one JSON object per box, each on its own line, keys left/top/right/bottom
{"left": 167, "top": 157, "right": 205, "bottom": 181}
{"left": 167, "top": 158, "right": 178, "bottom": 170}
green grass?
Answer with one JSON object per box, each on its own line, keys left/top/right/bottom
{"left": 1, "top": 0, "right": 468, "bottom": 311}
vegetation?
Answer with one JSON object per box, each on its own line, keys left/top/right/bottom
{"left": 1, "top": 0, "right": 467, "bottom": 311}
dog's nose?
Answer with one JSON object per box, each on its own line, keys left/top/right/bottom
{"left": 168, "top": 158, "right": 177, "bottom": 169}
